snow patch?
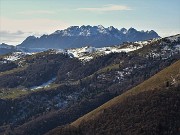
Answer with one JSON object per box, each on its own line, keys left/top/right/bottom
{"left": 30, "top": 77, "right": 56, "bottom": 90}
{"left": 166, "top": 35, "right": 180, "bottom": 42}
{"left": 55, "top": 44, "right": 145, "bottom": 62}
{"left": 4, "top": 52, "right": 33, "bottom": 61}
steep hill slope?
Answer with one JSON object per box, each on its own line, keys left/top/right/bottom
{"left": 46, "top": 60, "right": 180, "bottom": 135}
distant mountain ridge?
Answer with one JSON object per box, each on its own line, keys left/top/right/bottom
{"left": 18, "top": 25, "right": 160, "bottom": 49}
{"left": 0, "top": 43, "right": 17, "bottom": 55}
{"left": 0, "top": 43, "right": 14, "bottom": 49}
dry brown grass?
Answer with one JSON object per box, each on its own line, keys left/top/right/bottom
{"left": 71, "top": 60, "right": 180, "bottom": 127}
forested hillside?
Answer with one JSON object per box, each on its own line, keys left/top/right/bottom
{"left": 0, "top": 35, "right": 179, "bottom": 135}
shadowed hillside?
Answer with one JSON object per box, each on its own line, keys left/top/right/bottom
{"left": 46, "top": 60, "right": 180, "bottom": 135}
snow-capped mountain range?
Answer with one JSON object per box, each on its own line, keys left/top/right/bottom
{"left": 17, "top": 25, "right": 160, "bottom": 49}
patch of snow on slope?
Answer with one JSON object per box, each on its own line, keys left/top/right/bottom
{"left": 97, "top": 44, "right": 143, "bottom": 54}
{"left": 135, "top": 41, "right": 149, "bottom": 45}
{"left": 119, "top": 44, "right": 144, "bottom": 52}
{"left": 65, "top": 44, "right": 145, "bottom": 62}
{"left": 4, "top": 52, "right": 33, "bottom": 61}
{"left": 135, "top": 37, "right": 161, "bottom": 45}
{"left": 30, "top": 77, "right": 56, "bottom": 90}
{"left": 83, "top": 46, "right": 96, "bottom": 53}
{"left": 97, "top": 25, "right": 108, "bottom": 34}
{"left": 67, "top": 46, "right": 96, "bottom": 60}
{"left": 54, "top": 38, "right": 167, "bottom": 62}
{"left": 96, "top": 47, "right": 111, "bottom": 54}
{"left": 79, "top": 30, "right": 91, "bottom": 36}
{"left": 51, "top": 49, "right": 65, "bottom": 54}
{"left": 79, "top": 56, "right": 94, "bottom": 61}
{"left": 167, "top": 35, "right": 180, "bottom": 42}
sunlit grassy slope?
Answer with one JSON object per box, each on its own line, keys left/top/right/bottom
{"left": 71, "top": 60, "right": 180, "bottom": 127}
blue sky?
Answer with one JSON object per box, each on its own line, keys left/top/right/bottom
{"left": 0, "top": 0, "right": 180, "bottom": 45}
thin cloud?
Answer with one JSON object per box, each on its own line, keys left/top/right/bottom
{"left": 0, "top": 17, "right": 69, "bottom": 45}
{"left": 0, "top": 30, "right": 25, "bottom": 37}
{"left": 0, "top": 30, "right": 27, "bottom": 45}
{"left": 1, "top": 17, "right": 69, "bottom": 33}
{"left": 18, "top": 10, "right": 56, "bottom": 15}
{"left": 77, "top": 4, "right": 132, "bottom": 12}
{"left": 0, "top": 30, "right": 45, "bottom": 45}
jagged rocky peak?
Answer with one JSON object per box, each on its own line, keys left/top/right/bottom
{"left": 68, "top": 26, "right": 80, "bottom": 29}
{"left": 52, "top": 25, "right": 158, "bottom": 37}
{"left": 96, "top": 25, "right": 107, "bottom": 34}
{"left": 120, "top": 28, "right": 127, "bottom": 34}
{"left": 127, "top": 27, "right": 137, "bottom": 33}
{"left": 80, "top": 25, "right": 92, "bottom": 29}
{"left": 22, "top": 35, "right": 37, "bottom": 43}
{"left": 53, "top": 30, "right": 61, "bottom": 34}
{"left": 108, "top": 26, "right": 118, "bottom": 32}
{"left": 97, "top": 25, "right": 105, "bottom": 29}
{"left": 25, "top": 35, "right": 37, "bottom": 40}
{"left": 148, "top": 30, "right": 156, "bottom": 33}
